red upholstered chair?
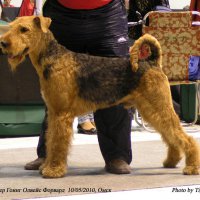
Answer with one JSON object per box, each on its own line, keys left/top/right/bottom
{"left": 135, "top": 11, "right": 200, "bottom": 132}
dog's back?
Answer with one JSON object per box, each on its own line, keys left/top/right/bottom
{"left": 75, "top": 53, "right": 145, "bottom": 104}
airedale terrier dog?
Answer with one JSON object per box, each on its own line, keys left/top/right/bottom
{"left": 0, "top": 16, "right": 199, "bottom": 178}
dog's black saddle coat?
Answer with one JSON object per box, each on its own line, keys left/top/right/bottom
{"left": 76, "top": 53, "right": 146, "bottom": 104}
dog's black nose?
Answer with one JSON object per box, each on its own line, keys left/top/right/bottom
{"left": 0, "top": 41, "right": 9, "bottom": 48}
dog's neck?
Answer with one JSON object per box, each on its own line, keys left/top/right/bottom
{"left": 29, "top": 31, "right": 71, "bottom": 77}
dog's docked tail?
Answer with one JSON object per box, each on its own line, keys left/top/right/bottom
{"left": 130, "top": 34, "right": 162, "bottom": 72}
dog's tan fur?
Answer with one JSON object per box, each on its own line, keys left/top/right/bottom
{"left": 0, "top": 16, "right": 199, "bottom": 178}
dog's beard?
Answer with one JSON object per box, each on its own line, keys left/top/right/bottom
{"left": 7, "top": 47, "right": 29, "bottom": 72}
{"left": 8, "top": 54, "right": 26, "bottom": 72}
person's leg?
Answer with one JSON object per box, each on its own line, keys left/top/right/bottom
{"left": 77, "top": 114, "right": 97, "bottom": 134}
{"left": 37, "top": 110, "right": 48, "bottom": 158}
{"left": 86, "top": 0, "right": 132, "bottom": 173}
{"left": 78, "top": 114, "right": 90, "bottom": 125}
{"left": 24, "top": 109, "right": 47, "bottom": 170}
{"left": 94, "top": 106, "right": 132, "bottom": 164}
{"left": 88, "top": 113, "right": 95, "bottom": 126}
{"left": 170, "top": 85, "right": 181, "bottom": 117}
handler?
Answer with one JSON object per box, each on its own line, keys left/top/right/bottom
{"left": 25, "top": 0, "right": 133, "bottom": 174}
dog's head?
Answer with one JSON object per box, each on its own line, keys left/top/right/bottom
{"left": 0, "top": 16, "right": 51, "bottom": 71}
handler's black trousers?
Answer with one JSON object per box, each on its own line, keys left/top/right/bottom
{"left": 37, "top": 0, "right": 132, "bottom": 164}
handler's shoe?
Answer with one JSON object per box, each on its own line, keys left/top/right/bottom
{"left": 77, "top": 121, "right": 97, "bottom": 135}
{"left": 24, "top": 158, "right": 44, "bottom": 170}
{"left": 105, "top": 159, "right": 131, "bottom": 174}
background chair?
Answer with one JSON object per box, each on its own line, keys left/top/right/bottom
{"left": 137, "top": 11, "right": 200, "bottom": 132}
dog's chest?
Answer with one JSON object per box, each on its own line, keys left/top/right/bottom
{"left": 76, "top": 55, "right": 144, "bottom": 104}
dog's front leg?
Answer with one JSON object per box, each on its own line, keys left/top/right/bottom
{"left": 40, "top": 112, "right": 73, "bottom": 178}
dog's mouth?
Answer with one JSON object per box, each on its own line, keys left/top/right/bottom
{"left": 7, "top": 47, "right": 29, "bottom": 61}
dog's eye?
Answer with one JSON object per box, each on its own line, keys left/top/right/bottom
{"left": 20, "top": 27, "right": 29, "bottom": 33}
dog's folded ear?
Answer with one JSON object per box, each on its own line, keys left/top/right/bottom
{"left": 33, "top": 16, "right": 52, "bottom": 33}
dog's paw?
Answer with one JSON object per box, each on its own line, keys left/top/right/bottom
{"left": 41, "top": 164, "right": 67, "bottom": 178}
{"left": 163, "top": 159, "right": 179, "bottom": 168}
{"left": 183, "top": 166, "right": 199, "bottom": 175}
{"left": 39, "top": 162, "right": 46, "bottom": 174}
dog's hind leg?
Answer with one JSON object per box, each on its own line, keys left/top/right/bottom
{"left": 41, "top": 112, "right": 73, "bottom": 178}
{"left": 133, "top": 68, "right": 200, "bottom": 175}
{"left": 163, "top": 145, "right": 182, "bottom": 168}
